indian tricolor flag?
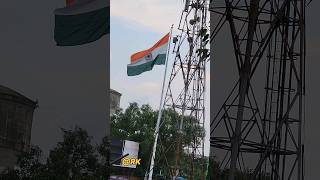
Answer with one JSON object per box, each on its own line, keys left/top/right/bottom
{"left": 127, "top": 33, "right": 169, "bottom": 76}
{"left": 54, "top": 0, "right": 109, "bottom": 46}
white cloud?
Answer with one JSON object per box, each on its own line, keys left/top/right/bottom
{"left": 111, "top": 0, "right": 183, "bottom": 33}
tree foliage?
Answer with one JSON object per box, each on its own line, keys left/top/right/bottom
{"left": 46, "top": 127, "right": 98, "bottom": 179}
{"left": 0, "top": 127, "right": 110, "bottom": 180}
{"left": 111, "top": 102, "right": 206, "bottom": 179}
{"left": 0, "top": 102, "right": 208, "bottom": 179}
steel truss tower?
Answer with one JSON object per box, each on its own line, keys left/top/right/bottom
{"left": 210, "top": 0, "right": 306, "bottom": 179}
{"left": 151, "top": 0, "right": 209, "bottom": 179}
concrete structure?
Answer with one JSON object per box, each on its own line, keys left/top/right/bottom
{"left": 110, "top": 89, "right": 121, "bottom": 115}
{"left": 0, "top": 85, "right": 37, "bottom": 170}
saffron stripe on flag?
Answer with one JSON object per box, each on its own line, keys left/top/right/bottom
{"left": 130, "top": 33, "right": 169, "bottom": 64}
{"left": 127, "top": 33, "right": 169, "bottom": 76}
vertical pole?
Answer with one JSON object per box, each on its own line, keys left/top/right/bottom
{"left": 106, "top": 0, "right": 111, "bottom": 170}
{"left": 228, "top": 0, "right": 260, "bottom": 179}
{"left": 147, "top": 25, "right": 174, "bottom": 180}
{"left": 298, "top": 1, "right": 305, "bottom": 180}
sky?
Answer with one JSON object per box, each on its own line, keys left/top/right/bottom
{"left": 303, "top": 1, "right": 320, "bottom": 179}
{"left": 110, "top": 0, "right": 211, "bottom": 156}
{"left": 0, "top": 0, "right": 108, "bottom": 155}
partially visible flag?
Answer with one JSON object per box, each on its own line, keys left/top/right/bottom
{"left": 54, "top": 0, "right": 109, "bottom": 46}
{"left": 127, "top": 33, "right": 169, "bottom": 76}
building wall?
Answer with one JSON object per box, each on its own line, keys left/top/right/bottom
{"left": 110, "top": 89, "right": 121, "bottom": 115}
{"left": 0, "top": 86, "right": 37, "bottom": 170}
{"left": 0, "top": 100, "right": 35, "bottom": 152}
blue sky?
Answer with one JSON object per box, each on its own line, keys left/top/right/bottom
{"left": 110, "top": 0, "right": 182, "bottom": 107}
{"left": 110, "top": 0, "right": 210, "bottom": 156}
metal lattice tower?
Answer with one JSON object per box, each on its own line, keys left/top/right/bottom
{"left": 151, "top": 0, "right": 210, "bottom": 179}
{"left": 210, "top": 0, "right": 306, "bottom": 179}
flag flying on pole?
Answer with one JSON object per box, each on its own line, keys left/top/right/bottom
{"left": 127, "top": 33, "right": 169, "bottom": 76}
{"left": 54, "top": 0, "right": 109, "bottom": 46}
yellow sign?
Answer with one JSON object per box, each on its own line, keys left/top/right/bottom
{"left": 121, "top": 158, "right": 141, "bottom": 166}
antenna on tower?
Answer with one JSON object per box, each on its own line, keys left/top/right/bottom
{"left": 145, "top": 0, "right": 210, "bottom": 179}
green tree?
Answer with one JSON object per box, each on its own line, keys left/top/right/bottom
{"left": 0, "top": 145, "right": 48, "bottom": 180}
{"left": 17, "top": 145, "right": 48, "bottom": 179}
{"left": 111, "top": 102, "right": 206, "bottom": 178}
{"left": 46, "top": 126, "right": 98, "bottom": 180}
{"left": 0, "top": 127, "right": 110, "bottom": 180}
{"left": 111, "top": 103, "right": 156, "bottom": 176}
{"left": 95, "top": 136, "right": 111, "bottom": 179}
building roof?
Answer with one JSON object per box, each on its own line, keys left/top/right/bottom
{"left": 0, "top": 85, "right": 38, "bottom": 107}
{"left": 110, "top": 89, "right": 121, "bottom": 96}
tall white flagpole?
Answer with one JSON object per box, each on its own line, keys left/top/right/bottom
{"left": 146, "top": 25, "right": 174, "bottom": 180}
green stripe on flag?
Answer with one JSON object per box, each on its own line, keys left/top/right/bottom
{"left": 127, "top": 54, "right": 166, "bottom": 76}
{"left": 54, "top": 7, "right": 109, "bottom": 46}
